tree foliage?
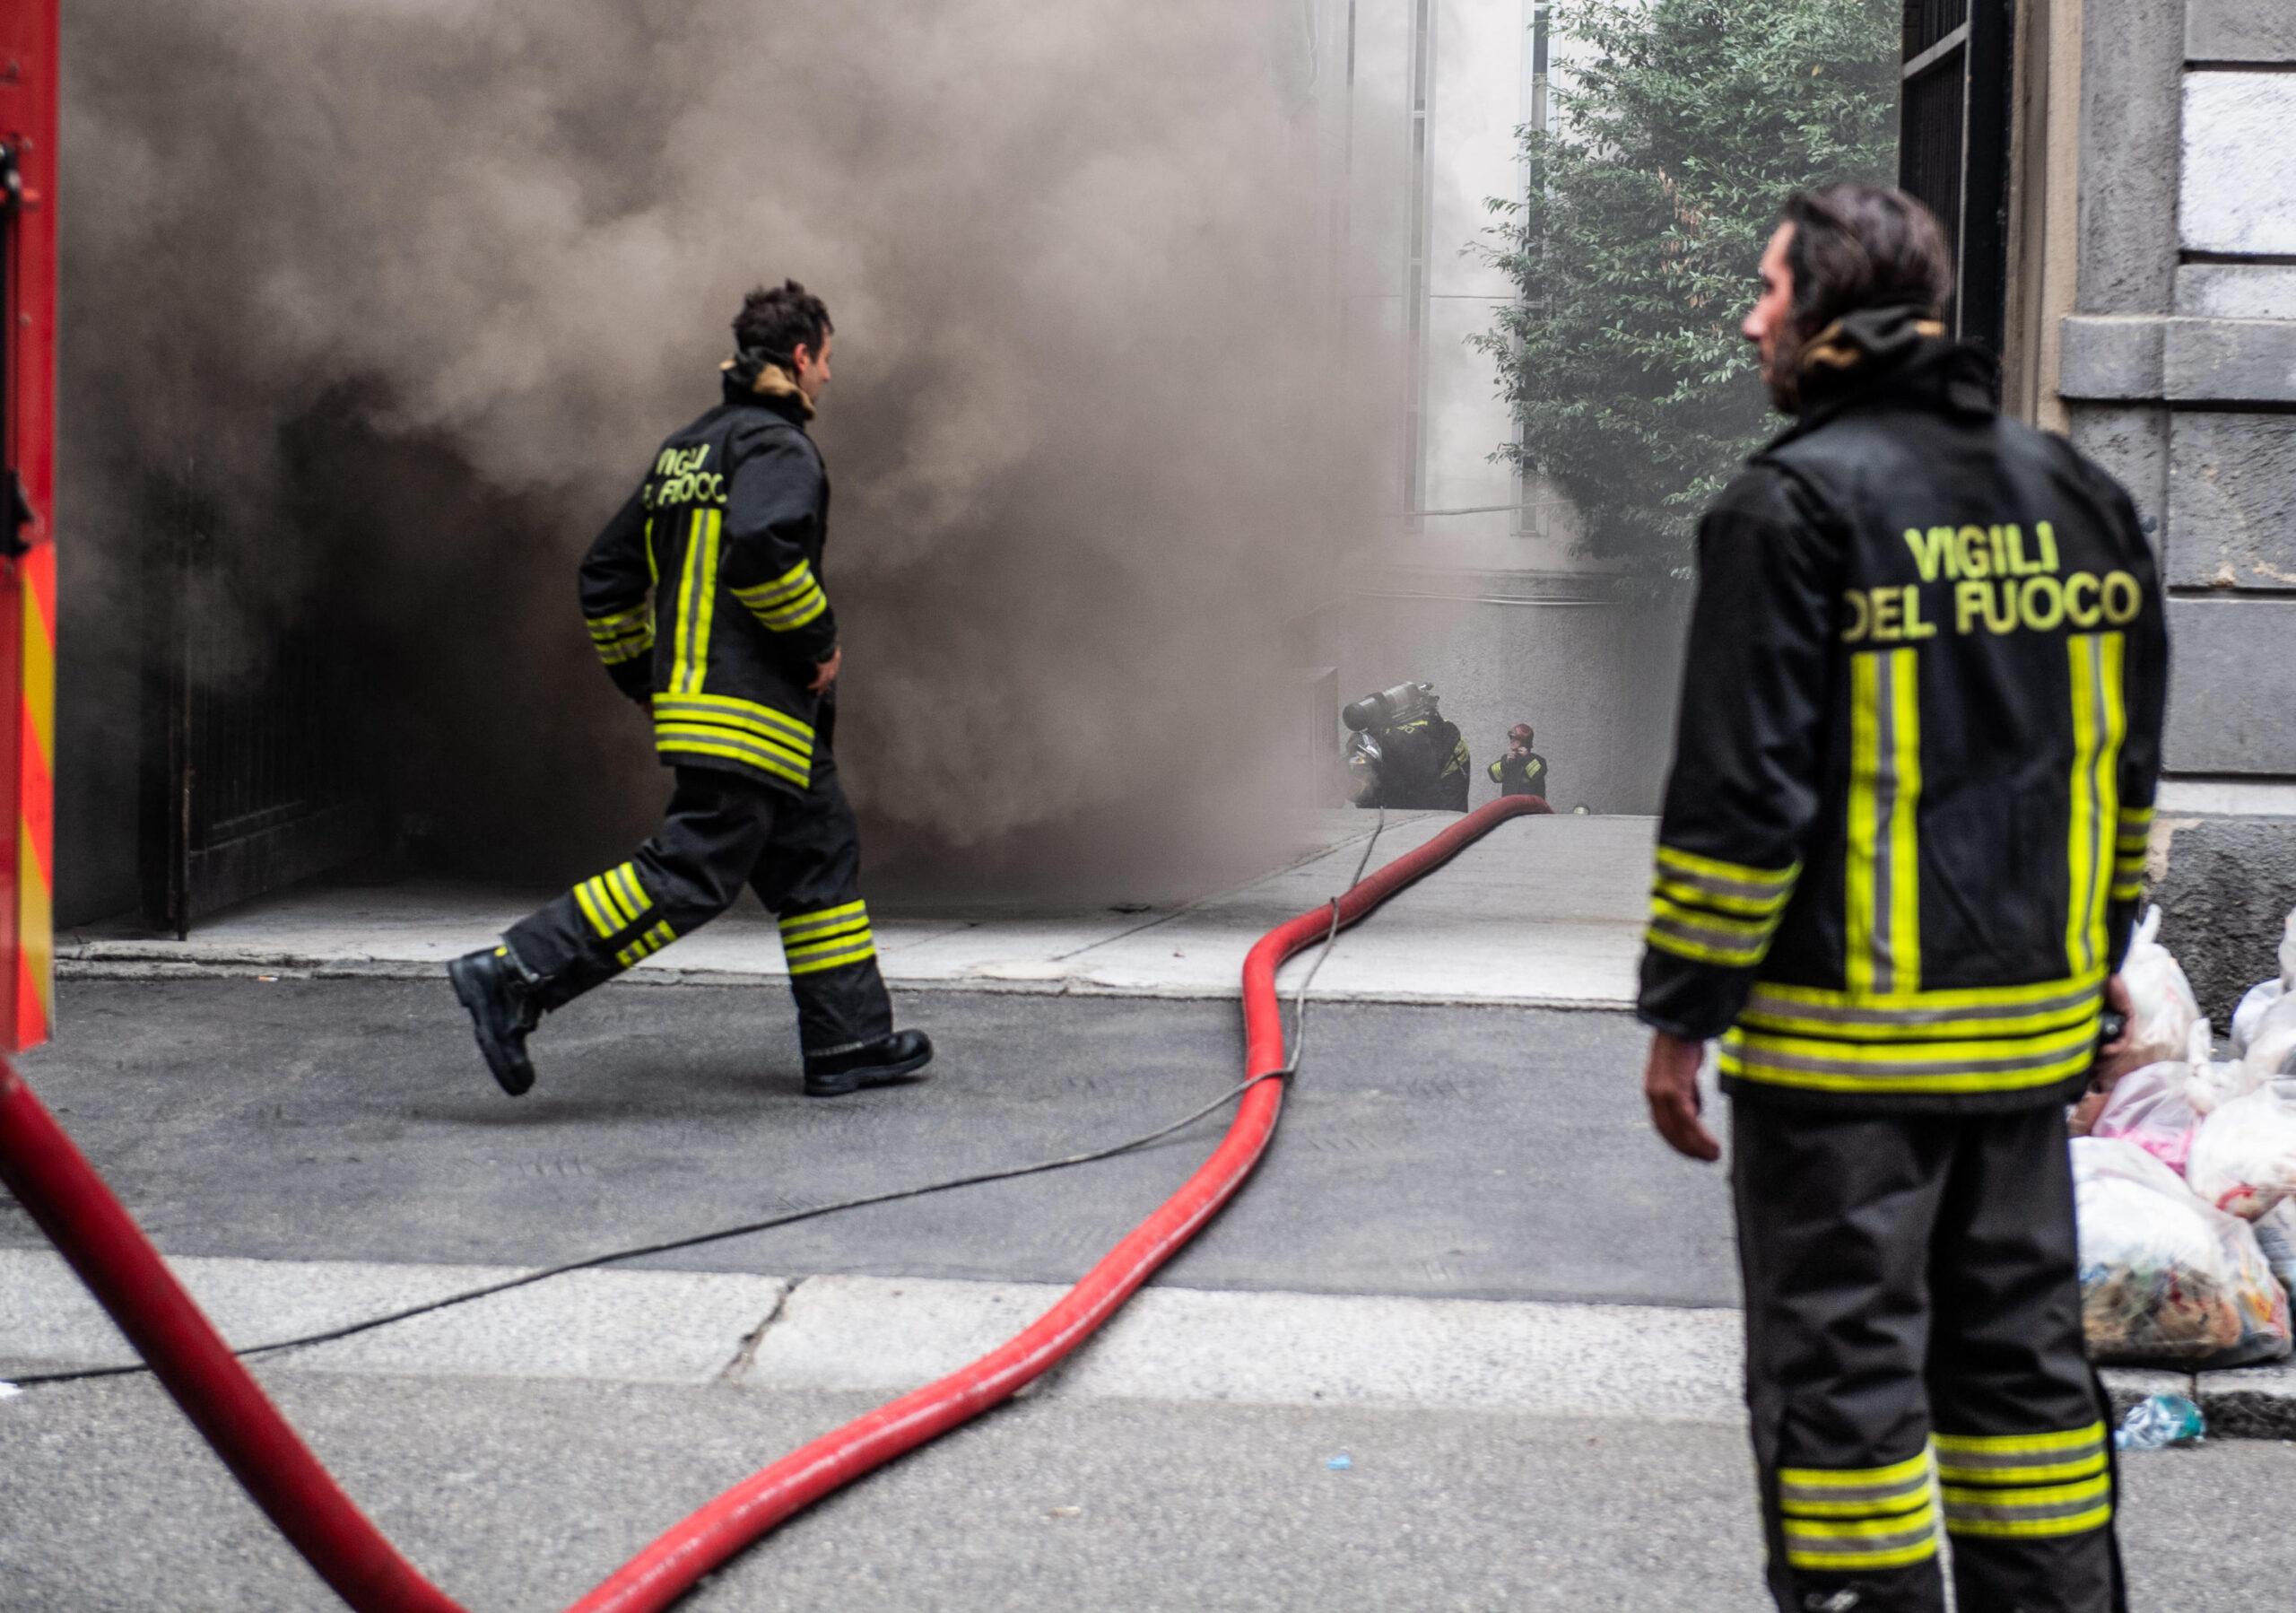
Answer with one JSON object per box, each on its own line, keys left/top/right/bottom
{"left": 1475, "top": 0, "right": 1898, "bottom": 575}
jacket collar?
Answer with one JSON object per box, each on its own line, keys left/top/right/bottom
{"left": 1767, "top": 304, "right": 1996, "bottom": 448}
{"left": 718, "top": 356, "right": 816, "bottom": 424}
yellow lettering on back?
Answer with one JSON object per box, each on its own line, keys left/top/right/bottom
{"left": 1958, "top": 526, "right": 1991, "bottom": 580}
{"left": 1903, "top": 527, "right": 1957, "bottom": 583}
{"left": 1902, "top": 585, "right": 1937, "bottom": 640}
{"left": 1871, "top": 587, "right": 1904, "bottom": 641}
{"left": 2103, "top": 571, "right": 2142, "bottom": 624}
{"left": 2035, "top": 521, "right": 2059, "bottom": 572}
{"left": 1842, "top": 589, "right": 1872, "bottom": 643}
{"left": 2022, "top": 574, "right": 2066, "bottom": 631}
{"left": 2065, "top": 571, "right": 2101, "bottom": 628}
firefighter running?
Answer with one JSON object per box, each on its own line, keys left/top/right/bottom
{"left": 450, "top": 282, "right": 932, "bottom": 1100}
{"left": 1636, "top": 187, "right": 2165, "bottom": 1613}
{"left": 1486, "top": 722, "right": 1549, "bottom": 801}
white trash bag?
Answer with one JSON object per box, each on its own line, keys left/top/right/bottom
{"left": 2257, "top": 1200, "right": 2296, "bottom": 1303}
{"left": 2088, "top": 1059, "right": 2203, "bottom": 1174}
{"left": 2187, "top": 1078, "right": 2296, "bottom": 1220}
{"left": 2232, "top": 981, "right": 2283, "bottom": 1060}
{"left": 2074, "top": 1138, "right": 2292, "bottom": 1367}
{"left": 2101, "top": 907, "right": 2202, "bottom": 1087}
{"left": 2243, "top": 991, "right": 2296, "bottom": 1085}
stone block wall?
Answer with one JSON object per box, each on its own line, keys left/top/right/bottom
{"left": 2061, "top": 0, "right": 2296, "bottom": 1016}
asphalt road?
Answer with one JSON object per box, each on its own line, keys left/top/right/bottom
{"left": 9, "top": 977, "right": 1736, "bottom": 1306}
{"left": 4, "top": 1372, "right": 2290, "bottom": 1613}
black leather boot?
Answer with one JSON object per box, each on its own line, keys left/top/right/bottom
{"left": 804, "top": 1029, "right": 934, "bottom": 1097}
{"left": 448, "top": 946, "right": 544, "bottom": 1096}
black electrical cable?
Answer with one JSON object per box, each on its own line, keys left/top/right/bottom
{"left": 5, "top": 809, "right": 1389, "bottom": 1393}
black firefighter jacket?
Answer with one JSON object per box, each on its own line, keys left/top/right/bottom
{"left": 1636, "top": 308, "right": 2168, "bottom": 1114}
{"left": 579, "top": 371, "right": 841, "bottom": 798}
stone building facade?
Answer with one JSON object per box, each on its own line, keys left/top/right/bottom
{"left": 2046, "top": 0, "right": 2296, "bottom": 1013}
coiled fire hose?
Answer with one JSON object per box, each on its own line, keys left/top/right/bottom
{"left": 0, "top": 795, "right": 1549, "bottom": 1610}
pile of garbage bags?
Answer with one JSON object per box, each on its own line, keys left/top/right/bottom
{"left": 2068, "top": 906, "right": 2296, "bottom": 1368}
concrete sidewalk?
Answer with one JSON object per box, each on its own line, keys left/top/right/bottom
{"left": 9, "top": 1250, "right": 2288, "bottom": 1435}
{"left": 59, "top": 811, "right": 1657, "bottom": 1009}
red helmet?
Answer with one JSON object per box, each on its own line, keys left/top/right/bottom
{"left": 1509, "top": 723, "right": 1534, "bottom": 744}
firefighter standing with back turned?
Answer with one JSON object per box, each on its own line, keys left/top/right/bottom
{"left": 1637, "top": 187, "right": 2164, "bottom": 1613}
{"left": 451, "top": 281, "right": 933, "bottom": 1100}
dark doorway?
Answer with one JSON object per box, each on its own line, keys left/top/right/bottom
{"left": 1898, "top": 0, "right": 2015, "bottom": 358}
{"left": 138, "top": 475, "right": 379, "bottom": 937}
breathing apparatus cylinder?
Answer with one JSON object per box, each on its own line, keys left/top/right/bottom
{"left": 1342, "top": 681, "right": 1437, "bottom": 734}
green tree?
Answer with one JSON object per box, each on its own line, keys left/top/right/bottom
{"left": 1475, "top": 0, "right": 1898, "bottom": 576}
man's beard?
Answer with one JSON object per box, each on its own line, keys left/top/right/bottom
{"left": 1761, "top": 326, "right": 1806, "bottom": 414}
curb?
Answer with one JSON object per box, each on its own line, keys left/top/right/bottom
{"left": 2102, "top": 1364, "right": 2296, "bottom": 1441}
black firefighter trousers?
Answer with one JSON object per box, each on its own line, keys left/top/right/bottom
{"left": 1733, "top": 1099, "right": 2127, "bottom": 1613}
{"left": 502, "top": 765, "right": 892, "bottom": 1057}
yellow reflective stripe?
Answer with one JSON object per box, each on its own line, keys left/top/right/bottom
{"left": 1782, "top": 1498, "right": 1938, "bottom": 1570}
{"left": 1730, "top": 1022, "right": 2095, "bottom": 1068}
{"left": 668, "top": 512, "right": 702, "bottom": 695}
{"left": 587, "top": 605, "right": 651, "bottom": 638}
{"left": 609, "top": 864, "right": 649, "bottom": 923}
{"left": 689, "top": 508, "right": 721, "bottom": 688}
{"left": 653, "top": 734, "right": 809, "bottom": 788}
{"left": 1646, "top": 918, "right": 1767, "bottom": 968}
{"left": 1651, "top": 874, "right": 1792, "bottom": 919}
{"left": 1935, "top": 1422, "right": 2105, "bottom": 1458}
{"left": 1719, "top": 1033, "right": 2095, "bottom": 1096}
{"left": 779, "top": 900, "right": 868, "bottom": 937}
{"left": 1847, "top": 650, "right": 1921, "bottom": 995}
{"left": 1942, "top": 1474, "right": 2110, "bottom": 1513}
{"left": 787, "top": 940, "right": 876, "bottom": 975}
{"left": 786, "top": 931, "right": 872, "bottom": 966}
{"left": 1779, "top": 1452, "right": 1935, "bottom": 1490}
{"left": 1945, "top": 1502, "right": 2112, "bottom": 1540}
{"left": 1785, "top": 1539, "right": 1941, "bottom": 1572}
{"left": 572, "top": 878, "right": 616, "bottom": 940}
{"left": 1649, "top": 894, "right": 1771, "bottom": 939}
{"left": 750, "top": 583, "right": 828, "bottom": 632}
{"left": 655, "top": 691, "right": 816, "bottom": 743}
{"left": 1783, "top": 1502, "right": 1936, "bottom": 1540}
{"left": 653, "top": 719, "right": 809, "bottom": 767}
{"left": 734, "top": 558, "right": 831, "bottom": 633}
{"left": 1887, "top": 653, "right": 1922, "bottom": 993}
{"left": 615, "top": 920, "right": 677, "bottom": 969}
{"left": 732, "top": 561, "right": 815, "bottom": 608}
{"left": 1653, "top": 845, "right": 1797, "bottom": 891}
{"left": 1750, "top": 970, "right": 2105, "bottom": 1011}
{"left": 2066, "top": 635, "right": 2125, "bottom": 973}
{"left": 1738, "top": 985, "right": 2101, "bottom": 1043}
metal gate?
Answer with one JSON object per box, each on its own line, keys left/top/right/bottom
{"left": 138, "top": 484, "right": 378, "bottom": 937}
{"left": 1899, "top": 0, "right": 2016, "bottom": 357}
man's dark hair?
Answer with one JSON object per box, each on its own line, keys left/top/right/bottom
{"left": 1779, "top": 185, "right": 1953, "bottom": 341}
{"left": 733, "top": 279, "right": 833, "bottom": 364}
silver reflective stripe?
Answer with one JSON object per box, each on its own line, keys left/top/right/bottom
{"left": 1741, "top": 980, "right": 2100, "bottom": 1033}
{"left": 1943, "top": 1484, "right": 2108, "bottom": 1528}
{"left": 1730, "top": 1028, "right": 2092, "bottom": 1078}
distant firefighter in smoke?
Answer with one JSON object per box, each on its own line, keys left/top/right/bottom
{"left": 1486, "top": 720, "right": 1550, "bottom": 802}
{"left": 450, "top": 282, "right": 933, "bottom": 1100}
{"left": 1341, "top": 682, "right": 1471, "bottom": 813}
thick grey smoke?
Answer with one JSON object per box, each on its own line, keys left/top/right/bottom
{"left": 61, "top": 0, "right": 1362, "bottom": 898}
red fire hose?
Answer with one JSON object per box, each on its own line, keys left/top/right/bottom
{"left": 0, "top": 1061, "right": 468, "bottom": 1613}
{"left": 0, "top": 796, "right": 1546, "bottom": 1610}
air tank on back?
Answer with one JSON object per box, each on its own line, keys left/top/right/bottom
{"left": 1342, "top": 681, "right": 1438, "bottom": 734}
